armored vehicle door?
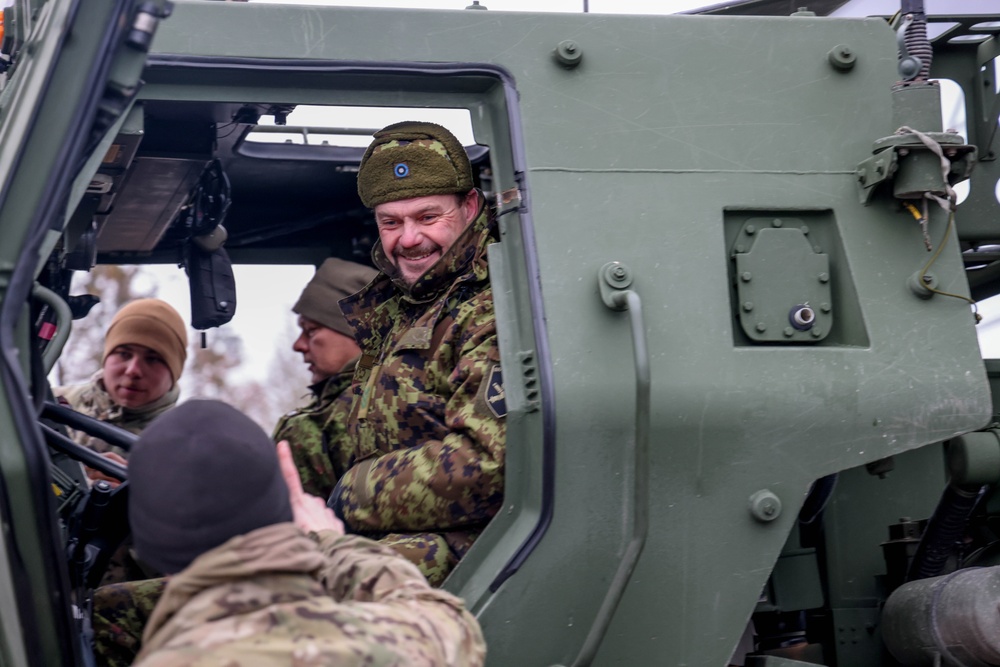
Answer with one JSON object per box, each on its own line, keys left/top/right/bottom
{"left": 0, "top": 1, "right": 168, "bottom": 664}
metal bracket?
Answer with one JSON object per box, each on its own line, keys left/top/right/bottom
{"left": 856, "top": 136, "right": 976, "bottom": 205}
{"left": 599, "top": 261, "right": 633, "bottom": 310}
{"left": 856, "top": 148, "right": 898, "bottom": 204}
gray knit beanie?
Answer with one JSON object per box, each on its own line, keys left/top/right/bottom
{"left": 292, "top": 258, "right": 376, "bottom": 337}
{"left": 128, "top": 400, "right": 293, "bottom": 574}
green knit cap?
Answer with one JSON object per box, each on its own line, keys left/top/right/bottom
{"left": 357, "top": 121, "right": 474, "bottom": 208}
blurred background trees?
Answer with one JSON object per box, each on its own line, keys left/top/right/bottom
{"left": 51, "top": 265, "right": 308, "bottom": 430}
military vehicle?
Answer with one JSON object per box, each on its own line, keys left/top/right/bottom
{"left": 0, "top": 0, "right": 998, "bottom": 664}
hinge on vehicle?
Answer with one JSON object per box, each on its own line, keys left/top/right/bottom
{"left": 126, "top": 1, "right": 174, "bottom": 52}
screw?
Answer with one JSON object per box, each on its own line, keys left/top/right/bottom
{"left": 818, "top": 273, "right": 829, "bottom": 283}
{"left": 820, "top": 302, "right": 831, "bottom": 313}
{"left": 745, "top": 225, "right": 756, "bottom": 235}
{"left": 741, "top": 272, "right": 752, "bottom": 282}
{"left": 742, "top": 301, "right": 754, "bottom": 312}
{"left": 772, "top": 218, "right": 783, "bottom": 228}
{"left": 784, "top": 327, "right": 794, "bottom": 337}
{"left": 613, "top": 266, "right": 626, "bottom": 279}
{"left": 735, "top": 244, "right": 746, "bottom": 253}
{"left": 756, "top": 322, "right": 767, "bottom": 333}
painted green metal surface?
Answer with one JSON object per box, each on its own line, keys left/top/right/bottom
{"left": 0, "top": 1, "right": 166, "bottom": 664}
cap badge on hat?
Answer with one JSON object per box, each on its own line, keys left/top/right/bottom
{"left": 393, "top": 162, "right": 410, "bottom": 178}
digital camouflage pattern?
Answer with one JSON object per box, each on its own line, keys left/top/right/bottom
{"left": 93, "top": 577, "right": 167, "bottom": 667}
{"left": 54, "top": 371, "right": 179, "bottom": 458}
{"left": 271, "top": 365, "right": 355, "bottom": 499}
{"left": 132, "top": 522, "right": 485, "bottom": 667}
{"left": 329, "top": 197, "right": 505, "bottom": 585}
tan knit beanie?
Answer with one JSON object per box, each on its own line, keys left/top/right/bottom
{"left": 103, "top": 299, "right": 188, "bottom": 383}
{"left": 293, "top": 259, "right": 377, "bottom": 337}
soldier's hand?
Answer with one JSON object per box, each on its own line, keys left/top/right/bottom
{"left": 85, "top": 451, "right": 127, "bottom": 489}
{"left": 277, "top": 440, "right": 344, "bottom": 536}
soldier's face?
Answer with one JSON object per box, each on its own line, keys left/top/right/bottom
{"left": 293, "top": 316, "right": 362, "bottom": 385}
{"left": 102, "top": 343, "right": 173, "bottom": 408}
{"left": 374, "top": 190, "right": 478, "bottom": 286}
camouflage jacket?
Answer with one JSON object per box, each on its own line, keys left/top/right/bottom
{"left": 271, "top": 364, "right": 355, "bottom": 499}
{"left": 329, "top": 199, "right": 506, "bottom": 547}
{"left": 54, "top": 371, "right": 179, "bottom": 458}
{"left": 133, "top": 523, "right": 485, "bottom": 667}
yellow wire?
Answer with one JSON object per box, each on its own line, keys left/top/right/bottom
{"left": 918, "top": 209, "right": 981, "bottom": 323}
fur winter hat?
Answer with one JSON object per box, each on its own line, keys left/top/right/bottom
{"left": 357, "top": 121, "right": 474, "bottom": 208}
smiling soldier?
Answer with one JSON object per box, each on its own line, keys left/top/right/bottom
{"left": 328, "top": 121, "right": 506, "bottom": 586}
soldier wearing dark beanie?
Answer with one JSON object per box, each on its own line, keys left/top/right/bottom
{"left": 129, "top": 400, "right": 292, "bottom": 574}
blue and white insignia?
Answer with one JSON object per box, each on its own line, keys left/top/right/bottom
{"left": 393, "top": 162, "right": 410, "bottom": 178}
{"left": 485, "top": 364, "right": 506, "bottom": 419}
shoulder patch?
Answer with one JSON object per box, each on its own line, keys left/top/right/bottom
{"left": 485, "top": 364, "right": 506, "bottom": 419}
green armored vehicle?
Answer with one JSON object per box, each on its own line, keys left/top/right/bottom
{"left": 0, "top": 0, "right": 999, "bottom": 664}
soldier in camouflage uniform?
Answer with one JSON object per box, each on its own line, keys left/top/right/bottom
{"left": 93, "top": 263, "right": 378, "bottom": 664}
{"left": 127, "top": 400, "right": 484, "bottom": 667}
{"left": 54, "top": 298, "right": 188, "bottom": 462}
{"left": 328, "top": 121, "right": 506, "bottom": 586}
{"left": 273, "top": 258, "right": 377, "bottom": 497}
{"left": 57, "top": 299, "right": 187, "bottom": 589}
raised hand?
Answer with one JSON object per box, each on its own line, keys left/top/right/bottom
{"left": 277, "top": 440, "right": 344, "bottom": 536}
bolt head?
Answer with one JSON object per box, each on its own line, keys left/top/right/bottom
{"left": 749, "top": 489, "right": 782, "bottom": 522}
{"left": 755, "top": 322, "right": 767, "bottom": 333}
{"left": 741, "top": 272, "right": 752, "bottom": 282}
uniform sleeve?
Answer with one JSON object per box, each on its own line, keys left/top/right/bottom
{"left": 333, "top": 320, "right": 505, "bottom": 533}
{"left": 314, "top": 531, "right": 486, "bottom": 667}
{"left": 272, "top": 407, "right": 338, "bottom": 499}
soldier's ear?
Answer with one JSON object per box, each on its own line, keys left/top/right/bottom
{"left": 461, "top": 189, "right": 478, "bottom": 223}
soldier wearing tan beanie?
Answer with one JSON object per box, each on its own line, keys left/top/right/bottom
{"left": 103, "top": 298, "right": 188, "bottom": 386}
{"left": 55, "top": 298, "right": 189, "bottom": 460}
